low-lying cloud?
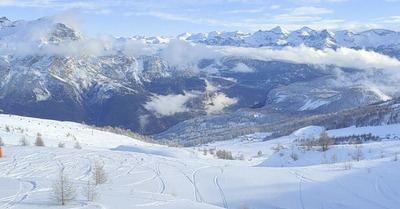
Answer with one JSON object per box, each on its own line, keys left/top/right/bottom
{"left": 206, "top": 93, "right": 238, "bottom": 114}
{"left": 231, "top": 63, "right": 255, "bottom": 73}
{"left": 216, "top": 45, "right": 400, "bottom": 72}
{"left": 160, "top": 40, "right": 220, "bottom": 66}
{"left": 144, "top": 92, "right": 198, "bottom": 117}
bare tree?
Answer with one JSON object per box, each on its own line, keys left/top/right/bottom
{"left": 19, "top": 136, "right": 30, "bottom": 146}
{"left": 351, "top": 145, "right": 365, "bottom": 161}
{"left": 74, "top": 141, "right": 82, "bottom": 149}
{"left": 290, "top": 152, "right": 299, "bottom": 161}
{"left": 318, "top": 130, "right": 334, "bottom": 151}
{"left": 216, "top": 149, "right": 233, "bottom": 160}
{"left": 82, "top": 180, "right": 99, "bottom": 201}
{"left": 302, "top": 137, "right": 316, "bottom": 150}
{"left": 272, "top": 142, "right": 285, "bottom": 153}
{"left": 393, "top": 152, "right": 398, "bottom": 161}
{"left": 58, "top": 142, "right": 65, "bottom": 148}
{"left": 343, "top": 161, "right": 353, "bottom": 170}
{"left": 35, "top": 132, "right": 45, "bottom": 146}
{"left": 331, "top": 154, "right": 338, "bottom": 164}
{"left": 92, "top": 162, "right": 107, "bottom": 185}
{"left": 50, "top": 168, "right": 77, "bottom": 205}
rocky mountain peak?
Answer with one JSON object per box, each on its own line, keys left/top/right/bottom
{"left": 0, "top": 16, "right": 13, "bottom": 28}
{"left": 49, "top": 23, "right": 82, "bottom": 44}
{"left": 0, "top": 16, "right": 10, "bottom": 23}
{"left": 270, "top": 26, "right": 290, "bottom": 35}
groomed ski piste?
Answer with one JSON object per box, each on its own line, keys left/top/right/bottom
{"left": 0, "top": 114, "right": 399, "bottom": 209}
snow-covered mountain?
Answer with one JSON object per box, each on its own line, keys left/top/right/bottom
{"left": 120, "top": 26, "right": 400, "bottom": 56}
{"left": 0, "top": 16, "right": 400, "bottom": 136}
{"left": 2, "top": 15, "right": 400, "bottom": 209}
{"left": 176, "top": 26, "right": 400, "bottom": 54}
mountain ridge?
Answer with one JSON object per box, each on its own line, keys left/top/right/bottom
{"left": 1, "top": 16, "right": 400, "bottom": 136}
{"left": 134, "top": 26, "right": 400, "bottom": 55}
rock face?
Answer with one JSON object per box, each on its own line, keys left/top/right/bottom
{"left": 0, "top": 16, "right": 399, "bottom": 135}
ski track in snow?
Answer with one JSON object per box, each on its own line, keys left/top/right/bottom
{"left": 159, "top": 161, "right": 206, "bottom": 203}
{"left": 5, "top": 154, "right": 19, "bottom": 176}
{"left": 156, "top": 163, "right": 166, "bottom": 194}
{"left": 373, "top": 170, "right": 400, "bottom": 204}
{"left": 291, "top": 167, "right": 395, "bottom": 209}
{"left": 334, "top": 176, "right": 390, "bottom": 209}
{"left": 290, "top": 169, "right": 306, "bottom": 209}
{"left": 0, "top": 178, "right": 37, "bottom": 208}
{"left": 140, "top": 163, "right": 166, "bottom": 194}
{"left": 2, "top": 116, "right": 400, "bottom": 209}
{"left": 214, "top": 167, "right": 228, "bottom": 209}
{"left": 191, "top": 167, "right": 205, "bottom": 203}
{"left": 375, "top": 177, "right": 397, "bottom": 202}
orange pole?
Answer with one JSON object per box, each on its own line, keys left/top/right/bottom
{"left": 0, "top": 147, "right": 3, "bottom": 158}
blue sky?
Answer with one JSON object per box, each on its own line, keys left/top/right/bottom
{"left": 0, "top": 0, "right": 399, "bottom": 37}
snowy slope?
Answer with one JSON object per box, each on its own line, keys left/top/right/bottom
{"left": 178, "top": 26, "right": 400, "bottom": 52}
{"left": 1, "top": 115, "right": 400, "bottom": 209}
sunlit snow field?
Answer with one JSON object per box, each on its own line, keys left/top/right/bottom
{"left": 0, "top": 114, "right": 399, "bottom": 209}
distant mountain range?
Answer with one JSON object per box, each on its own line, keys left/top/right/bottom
{"left": 1, "top": 16, "right": 400, "bottom": 139}
{"left": 132, "top": 26, "right": 400, "bottom": 57}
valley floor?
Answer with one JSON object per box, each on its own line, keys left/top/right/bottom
{"left": 0, "top": 115, "right": 400, "bottom": 209}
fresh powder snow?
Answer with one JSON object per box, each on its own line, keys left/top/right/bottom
{"left": 0, "top": 114, "right": 400, "bottom": 208}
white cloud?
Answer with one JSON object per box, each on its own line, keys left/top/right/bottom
{"left": 291, "top": 7, "right": 332, "bottom": 16}
{"left": 326, "top": 0, "right": 350, "bottom": 2}
{"left": 216, "top": 45, "right": 400, "bottom": 72}
{"left": 374, "top": 16, "right": 400, "bottom": 23}
{"left": 270, "top": 5, "right": 280, "bottom": 10}
{"left": 271, "top": 14, "right": 322, "bottom": 23}
{"left": 139, "top": 115, "right": 149, "bottom": 130}
{"left": 268, "top": 7, "right": 333, "bottom": 24}
{"left": 95, "top": 9, "right": 112, "bottom": 15}
{"left": 123, "top": 12, "right": 135, "bottom": 16}
{"left": 231, "top": 63, "right": 255, "bottom": 72}
{"left": 122, "top": 39, "right": 160, "bottom": 57}
{"left": 206, "top": 93, "right": 238, "bottom": 114}
{"left": 217, "top": 45, "right": 400, "bottom": 96}
{"left": 222, "top": 7, "right": 266, "bottom": 14}
{"left": 160, "top": 40, "right": 221, "bottom": 66}
{"left": 146, "top": 11, "right": 198, "bottom": 23}
{"left": 289, "top": 0, "right": 351, "bottom": 3}
{"left": 0, "top": 12, "right": 160, "bottom": 58}
{"left": 144, "top": 92, "right": 198, "bottom": 117}
{"left": 144, "top": 80, "right": 238, "bottom": 115}
{"left": 50, "top": 8, "right": 84, "bottom": 32}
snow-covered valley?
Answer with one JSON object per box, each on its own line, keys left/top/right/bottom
{"left": 0, "top": 114, "right": 399, "bottom": 209}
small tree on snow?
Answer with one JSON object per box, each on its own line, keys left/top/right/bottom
{"left": 50, "top": 168, "right": 77, "bottom": 205}
{"left": 351, "top": 145, "right": 365, "bottom": 161}
{"left": 34, "top": 132, "right": 45, "bottom": 146}
{"left": 318, "top": 130, "right": 334, "bottom": 152}
{"left": 92, "top": 162, "right": 107, "bottom": 185}
{"left": 19, "top": 136, "right": 30, "bottom": 146}
{"left": 58, "top": 142, "right": 65, "bottom": 148}
{"left": 74, "top": 141, "right": 82, "bottom": 149}
{"left": 393, "top": 152, "right": 398, "bottom": 161}
{"left": 216, "top": 150, "right": 233, "bottom": 160}
{"left": 82, "top": 180, "right": 99, "bottom": 201}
